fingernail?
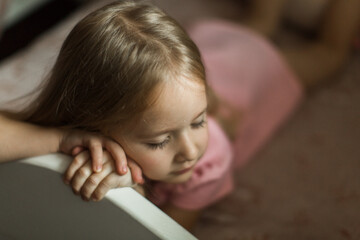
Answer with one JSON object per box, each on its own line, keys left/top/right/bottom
{"left": 95, "top": 166, "right": 102, "bottom": 173}
{"left": 122, "top": 166, "right": 128, "bottom": 174}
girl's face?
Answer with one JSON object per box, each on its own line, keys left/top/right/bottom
{"left": 109, "top": 78, "right": 208, "bottom": 183}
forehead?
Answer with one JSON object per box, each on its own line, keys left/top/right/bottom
{"left": 137, "top": 78, "right": 207, "bottom": 133}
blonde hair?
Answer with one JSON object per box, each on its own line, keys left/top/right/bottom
{"left": 19, "top": 1, "right": 206, "bottom": 132}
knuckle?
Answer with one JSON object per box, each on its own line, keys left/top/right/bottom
{"left": 102, "top": 152, "right": 113, "bottom": 164}
{"left": 86, "top": 176, "right": 99, "bottom": 187}
{"left": 92, "top": 181, "right": 111, "bottom": 201}
{"left": 77, "top": 168, "right": 89, "bottom": 178}
{"left": 99, "top": 180, "right": 111, "bottom": 190}
{"left": 103, "top": 151, "right": 111, "bottom": 159}
{"left": 72, "top": 156, "right": 83, "bottom": 165}
{"left": 92, "top": 189, "right": 104, "bottom": 201}
{"left": 90, "top": 139, "right": 102, "bottom": 148}
{"left": 106, "top": 140, "right": 121, "bottom": 150}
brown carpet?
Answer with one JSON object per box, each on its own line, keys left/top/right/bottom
{"left": 195, "top": 55, "right": 360, "bottom": 239}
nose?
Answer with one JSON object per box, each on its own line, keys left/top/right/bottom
{"left": 175, "top": 131, "right": 198, "bottom": 163}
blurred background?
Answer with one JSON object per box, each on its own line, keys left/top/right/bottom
{"left": 0, "top": 0, "right": 87, "bottom": 62}
{"left": 0, "top": 0, "right": 359, "bottom": 239}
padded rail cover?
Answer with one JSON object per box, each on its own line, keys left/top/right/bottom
{"left": 0, "top": 154, "right": 196, "bottom": 240}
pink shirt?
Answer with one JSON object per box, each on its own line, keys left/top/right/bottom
{"left": 149, "top": 117, "right": 234, "bottom": 210}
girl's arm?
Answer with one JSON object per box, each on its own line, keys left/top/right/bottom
{"left": 281, "top": 0, "right": 360, "bottom": 87}
{"left": 0, "top": 113, "right": 61, "bottom": 162}
{"left": 0, "top": 113, "right": 143, "bottom": 183}
{"left": 243, "top": 0, "right": 287, "bottom": 37}
{"left": 161, "top": 204, "right": 202, "bottom": 232}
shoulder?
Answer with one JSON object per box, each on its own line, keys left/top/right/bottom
{"left": 193, "top": 117, "right": 233, "bottom": 183}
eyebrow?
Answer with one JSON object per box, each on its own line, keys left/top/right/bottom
{"left": 139, "top": 107, "right": 207, "bottom": 138}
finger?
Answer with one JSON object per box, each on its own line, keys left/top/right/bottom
{"left": 91, "top": 175, "right": 116, "bottom": 201}
{"left": 71, "top": 161, "right": 93, "bottom": 194}
{"left": 80, "top": 161, "right": 113, "bottom": 200}
{"left": 71, "top": 146, "right": 85, "bottom": 156}
{"left": 91, "top": 168, "right": 135, "bottom": 201}
{"left": 64, "top": 151, "right": 89, "bottom": 184}
{"left": 88, "top": 138, "right": 104, "bottom": 173}
{"left": 128, "top": 160, "right": 144, "bottom": 184}
{"left": 103, "top": 140, "right": 128, "bottom": 175}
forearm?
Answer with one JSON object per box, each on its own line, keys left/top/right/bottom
{"left": 243, "top": 0, "right": 287, "bottom": 37}
{"left": 0, "top": 114, "right": 62, "bottom": 162}
{"left": 286, "top": 0, "right": 360, "bottom": 88}
{"left": 281, "top": 42, "right": 349, "bottom": 88}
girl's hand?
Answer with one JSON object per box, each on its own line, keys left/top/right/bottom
{"left": 59, "top": 129, "right": 144, "bottom": 184}
{"left": 64, "top": 150, "right": 141, "bottom": 201}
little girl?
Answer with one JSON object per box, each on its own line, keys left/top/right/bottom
{"left": 3, "top": 0, "right": 234, "bottom": 230}
{"left": 4, "top": 0, "right": 302, "bottom": 231}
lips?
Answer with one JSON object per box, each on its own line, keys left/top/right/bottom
{"left": 173, "top": 165, "right": 194, "bottom": 175}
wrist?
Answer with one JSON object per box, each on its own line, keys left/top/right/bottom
{"left": 49, "top": 126, "right": 66, "bottom": 154}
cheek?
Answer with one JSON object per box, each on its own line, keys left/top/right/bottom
{"left": 198, "top": 127, "right": 209, "bottom": 153}
{"left": 134, "top": 153, "right": 159, "bottom": 170}
{"left": 137, "top": 154, "right": 173, "bottom": 180}
{"left": 123, "top": 144, "right": 172, "bottom": 176}
{"left": 107, "top": 131, "right": 172, "bottom": 176}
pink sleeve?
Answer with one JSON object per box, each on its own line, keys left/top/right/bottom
{"left": 159, "top": 118, "right": 234, "bottom": 210}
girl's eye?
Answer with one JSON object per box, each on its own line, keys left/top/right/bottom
{"left": 147, "top": 137, "right": 170, "bottom": 150}
{"left": 191, "top": 119, "right": 206, "bottom": 129}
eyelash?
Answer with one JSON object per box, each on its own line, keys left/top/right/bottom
{"left": 146, "top": 119, "right": 206, "bottom": 150}
{"left": 191, "top": 119, "right": 206, "bottom": 129}
{"left": 147, "top": 137, "right": 170, "bottom": 150}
